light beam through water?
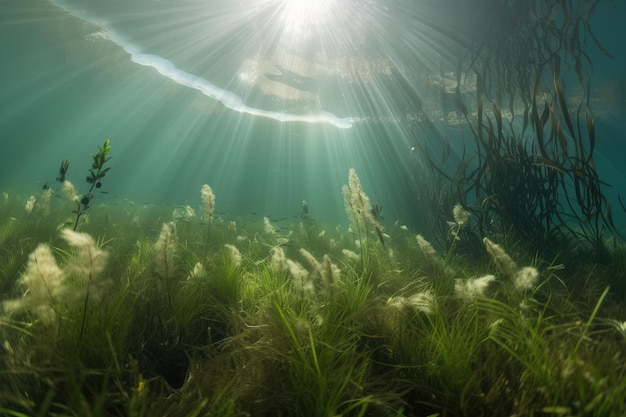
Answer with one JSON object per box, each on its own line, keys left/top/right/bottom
{"left": 49, "top": 0, "right": 354, "bottom": 129}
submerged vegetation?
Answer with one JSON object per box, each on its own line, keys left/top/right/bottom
{"left": 1, "top": 166, "right": 626, "bottom": 417}
{"left": 416, "top": 0, "right": 620, "bottom": 261}
{"left": 55, "top": 139, "right": 113, "bottom": 232}
{"left": 2, "top": 1, "right": 625, "bottom": 416}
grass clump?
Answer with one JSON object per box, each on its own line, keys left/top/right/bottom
{"left": 1, "top": 172, "right": 626, "bottom": 417}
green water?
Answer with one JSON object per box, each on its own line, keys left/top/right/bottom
{"left": 2, "top": 0, "right": 625, "bottom": 228}
{"left": 1, "top": 0, "right": 442, "bottom": 226}
{"left": 2, "top": 2, "right": 626, "bottom": 415}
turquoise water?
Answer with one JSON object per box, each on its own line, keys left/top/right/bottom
{"left": 1, "top": 0, "right": 625, "bottom": 228}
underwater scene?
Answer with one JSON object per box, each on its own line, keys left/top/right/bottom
{"left": 2, "top": 0, "right": 626, "bottom": 415}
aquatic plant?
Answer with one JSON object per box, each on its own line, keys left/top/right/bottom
{"left": 454, "top": 274, "right": 496, "bottom": 300}
{"left": 59, "top": 139, "right": 112, "bottom": 231}
{"left": 418, "top": 1, "right": 618, "bottom": 262}
{"left": 60, "top": 228, "right": 109, "bottom": 350}
{"left": 342, "top": 168, "right": 386, "bottom": 268}
{"left": 154, "top": 221, "right": 178, "bottom": 314}
{"left": 200, "top": 183, "right": 216, "bottom": 265}
{"left": 1, "top": 182, "right": 626, "bottom": 416}
{"left": 482, "top": 237, "right": 518, "bottom": 278}
{"left": 2, "top": 243, "right": 68, "bottom": 324}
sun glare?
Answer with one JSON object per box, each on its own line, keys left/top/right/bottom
{"left": 281, "top": 0, "right": 334, "bottom": 34}
{"left": 283, "top": 0, "right": 329, "bottom": 20}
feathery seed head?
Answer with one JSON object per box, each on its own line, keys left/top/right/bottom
{"left": 455, "top": 274, "right": 496, "bottom": 300}
{"left": 60, "top": 229, "right": 108, "bottom": 280}
{"left": 224, "top": 244, "right": 242, "bottom": 267}
{"left": 513, "top": 266, "right": 539, "bottom": 292}
{"left": 483, "top": 237, "right": 518, "bottom": 277}
{"left": 62, "top": 180, "right": 79, "bottom": 204}
{"left": 452, "top": 204, "right": 471, "bottom": 226}
{"left": 200, "top": 184, "right": 215, "bottom": 220}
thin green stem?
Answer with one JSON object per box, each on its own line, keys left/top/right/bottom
{"left": 78, "top": 274, "right": 91, "bottom": 351}
{"left": 203, "top": 217, "right": 212, "bottom": 266}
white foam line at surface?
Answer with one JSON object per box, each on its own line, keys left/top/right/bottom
{"left": 50, "top": 0, "right": 354, "bottom": 129}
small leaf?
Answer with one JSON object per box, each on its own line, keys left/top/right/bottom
{"left": 86, "top": 176, "right": 94, "bottom": 184}
{"left": 59, "top": 159, "right": 70, "bottom": 176}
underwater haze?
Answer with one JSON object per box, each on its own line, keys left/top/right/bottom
{"left": 1, "top": 0, "right": 442, "bottom": 225}
{"left": 1, "top": 0, "right": 626, "bottom": 227}
{"left": 3, "top": 1, "right": 626, "bottom": 416}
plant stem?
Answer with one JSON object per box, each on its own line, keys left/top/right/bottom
{"left": 73, "top": 211, "right": 82, "bottom": 231}
{"left": 78, "top": 276, "right": 90, "bottom": 351}
{"left": 202, "top": 218, "right": 212, "bottom": 265}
